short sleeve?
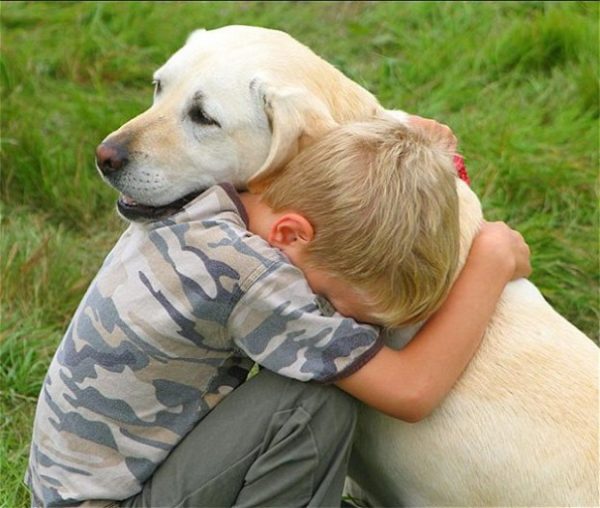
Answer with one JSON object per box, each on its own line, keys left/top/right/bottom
{"left": 228, "top": 260, "right": 383, "bottom": 383}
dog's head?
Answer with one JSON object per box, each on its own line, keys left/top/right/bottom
{"left": 96, "top": 25, "right": 382, "bottom": 221}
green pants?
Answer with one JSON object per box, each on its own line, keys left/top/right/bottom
{"left": 120, "top": 369, "right": 357, "bottom": 507}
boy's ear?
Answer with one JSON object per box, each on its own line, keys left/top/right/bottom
{"left": 268, "top": 213, "right": 314, "bottom": 250}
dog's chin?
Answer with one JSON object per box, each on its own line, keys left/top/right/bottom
{"left": 117, "top": 192, "right": 202, "bottom": 222}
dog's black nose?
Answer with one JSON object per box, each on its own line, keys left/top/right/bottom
{"left": 96, "top": 142, "right": 129, "bottom": 175}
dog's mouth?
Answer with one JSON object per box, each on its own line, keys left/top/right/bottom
{"left": 117, "top": 192, "right": 202, "bottom": 221}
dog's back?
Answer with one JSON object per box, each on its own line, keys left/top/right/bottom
{"left": 348, "top": 182, "right": 599, "bottom": 507}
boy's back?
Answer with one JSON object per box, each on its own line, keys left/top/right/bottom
{"left": 27, "top": 184, "right": 380, "bottom": 505}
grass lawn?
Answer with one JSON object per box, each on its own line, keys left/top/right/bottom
{"left": 1, "top": 1, "right": 598, "bottom": 506}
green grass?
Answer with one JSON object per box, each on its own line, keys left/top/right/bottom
{"left": 1, "top": 2, "right": 598, "bottom": 506}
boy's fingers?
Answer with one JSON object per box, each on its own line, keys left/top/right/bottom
{"left": 408, "top": 115, "right": 457, "bottom": 151}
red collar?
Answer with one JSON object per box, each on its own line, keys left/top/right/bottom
{"left": 453, "top": 155, "right": 470, "bottom": 185}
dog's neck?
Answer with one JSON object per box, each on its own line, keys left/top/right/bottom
{"left": 455, "top": 180, "right": 485, "bottom": 277}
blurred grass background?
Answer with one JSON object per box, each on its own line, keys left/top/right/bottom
{"left": 1, "top": 1, "right": 598, "bottom": 505}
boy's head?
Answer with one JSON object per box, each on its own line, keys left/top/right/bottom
{"left": 244, "top": 118, "right": 460, "bottom": 327}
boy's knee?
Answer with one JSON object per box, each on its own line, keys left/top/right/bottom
{"left": 251, "top": 369, "right": 356, "bottom": 431}
{"left": 319, "top": 384, "right": 357, "bottom": 428}
{"left": 300, "top": 381, "right": 358, "bottom": 444}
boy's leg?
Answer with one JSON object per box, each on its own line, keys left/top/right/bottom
{"left": 120, "top": 369, "right": 357, "bottom": 508}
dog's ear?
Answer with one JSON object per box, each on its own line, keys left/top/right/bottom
{"left": 248, "top": 80, "right": 338, "bottom": 192}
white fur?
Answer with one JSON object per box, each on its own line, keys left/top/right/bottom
{"left": 102, "top": 25, "right": 599, "bottom": 506}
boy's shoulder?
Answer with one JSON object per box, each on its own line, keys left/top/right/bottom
{"left": 107, "top": 183, "right": 290, "bottom": 298}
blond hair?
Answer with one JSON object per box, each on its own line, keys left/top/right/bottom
{"left": 260, "top": 118, "right": 460, "bottom": 327}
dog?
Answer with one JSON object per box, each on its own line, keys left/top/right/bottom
{"left": 96, "top": 25, "right": 599, "bottom": 506}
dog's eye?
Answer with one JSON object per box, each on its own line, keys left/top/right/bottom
{"left": 152, "top": 79, "right": 162, "bottom": 95}
{"left": 189, "top": 105, "right": 220, "bottom": 127}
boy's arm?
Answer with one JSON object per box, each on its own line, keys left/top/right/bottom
{"left": 228, "top": 260, "right": 383, "bottom": 384}
{"left": 335, "top": 221, "right": 531, "bottom": 422}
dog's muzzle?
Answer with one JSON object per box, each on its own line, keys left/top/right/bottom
{"left": 95, "top": 141, "right": 201, "bottom": 221}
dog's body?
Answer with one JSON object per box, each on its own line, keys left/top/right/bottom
{"left": 346, "top": 180, "right": 599, "bottom": 507}
{"left": 97, "top": 25, "right": 599, "bottom": 506}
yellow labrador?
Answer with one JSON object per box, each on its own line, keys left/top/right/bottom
{"left": 96, "top": 25, "right": 599, "bottom": 507}
{"left": 95, "top": 25, "right": 387, "bottom": 220}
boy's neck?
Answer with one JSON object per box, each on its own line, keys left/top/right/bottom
{"left": 238, "top": 192, "right": 273, "bottom": 241}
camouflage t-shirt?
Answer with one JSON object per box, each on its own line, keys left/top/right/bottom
{"left": 26, "top": 184, "right": 382, "bottom": 507}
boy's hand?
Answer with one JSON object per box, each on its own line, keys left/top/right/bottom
{"left": 471, "top": 221, "right": 532, "bottom": 281}
{"left": 408, "top": 115, "right": 457, "bottom": 152}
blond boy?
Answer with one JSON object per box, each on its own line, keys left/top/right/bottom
{"left": 255, "top": 117, "right": 460, "bottom": 327}
{"left": 27, "top": 118, "right": 529, "bottom": 507}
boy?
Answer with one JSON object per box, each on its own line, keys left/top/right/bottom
{"left": 27, "top": 119, "right": 530, "bottom": 507}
